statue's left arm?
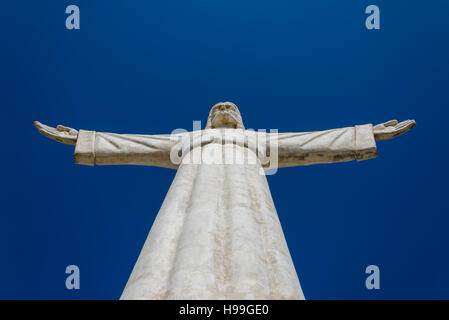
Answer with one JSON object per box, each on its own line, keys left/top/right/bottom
{"left": 275, "top": 120, "right": 415, "bottom": 168}
{"left": 34, "top": 121, "right": 182, "bottom": 169}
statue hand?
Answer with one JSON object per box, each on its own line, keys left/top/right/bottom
{"left": 34, "top": 121, "right": 78, "bottom": 145}
{"left": 373, "top": 119, "right": 416, "bottom": 141}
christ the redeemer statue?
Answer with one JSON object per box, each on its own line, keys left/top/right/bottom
{"left": 34, "top": 102, "right": 415, "bottom": 299}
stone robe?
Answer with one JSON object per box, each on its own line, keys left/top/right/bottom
{"left": 74, "top": 124, "right": 377, "bottom": 299}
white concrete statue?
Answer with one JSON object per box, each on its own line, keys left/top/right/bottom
{"left": 34, "top": 102, "right": 415, "bottom": 299}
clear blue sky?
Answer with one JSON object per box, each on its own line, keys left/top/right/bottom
{"left": 1, "top": 1, "right": 448, "bottom": 299}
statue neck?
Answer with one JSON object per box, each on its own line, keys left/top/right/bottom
{"left": 211, "top": 124, "right": 237, "bottom": 129}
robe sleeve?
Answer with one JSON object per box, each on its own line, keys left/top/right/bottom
{"left": 74, "top": 130, "right": 180, "bottom": 169}
{"left": 275, "top": 124, "right": 377, "bottom": 168}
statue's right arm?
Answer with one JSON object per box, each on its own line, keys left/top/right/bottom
{"left": 274, "top": 119, "right": 415, "bottom": 168}
{"left": 34, "top": 121, "right": 182, "bottom": 169}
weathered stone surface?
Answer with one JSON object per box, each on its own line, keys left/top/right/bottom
{"left": 34, "top": 102, "right": 416, "bottom": 300}
{"left": 121, "top": 144, "right": 304, "bottom": 299}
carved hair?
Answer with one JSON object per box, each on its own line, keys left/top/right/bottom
{"left": 205, "top": 102, "right": 245, "bottom": 129}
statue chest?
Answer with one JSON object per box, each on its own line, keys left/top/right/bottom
{"left": 175, "top": 130, "right": 269, "bottom": 166}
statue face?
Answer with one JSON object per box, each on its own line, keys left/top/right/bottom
{"left": 209, "top": 102, "right": 243, "bottom": 129}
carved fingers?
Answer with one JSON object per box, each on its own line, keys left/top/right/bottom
{"left": 373, "top": 119, "right": 416, "bottom": 141}
{"left": 34, "top": 121, "right": 78, "bottom": 145}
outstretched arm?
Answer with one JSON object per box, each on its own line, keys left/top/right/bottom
{"left": 276, "top": 120, "right": 415, "bottom": 168}
{"left": 34, "top": 121, "right": 180, "bottom": 169}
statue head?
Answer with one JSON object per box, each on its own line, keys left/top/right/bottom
{"left": 206, "top": 102, "right": 245, "bottom": 129}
